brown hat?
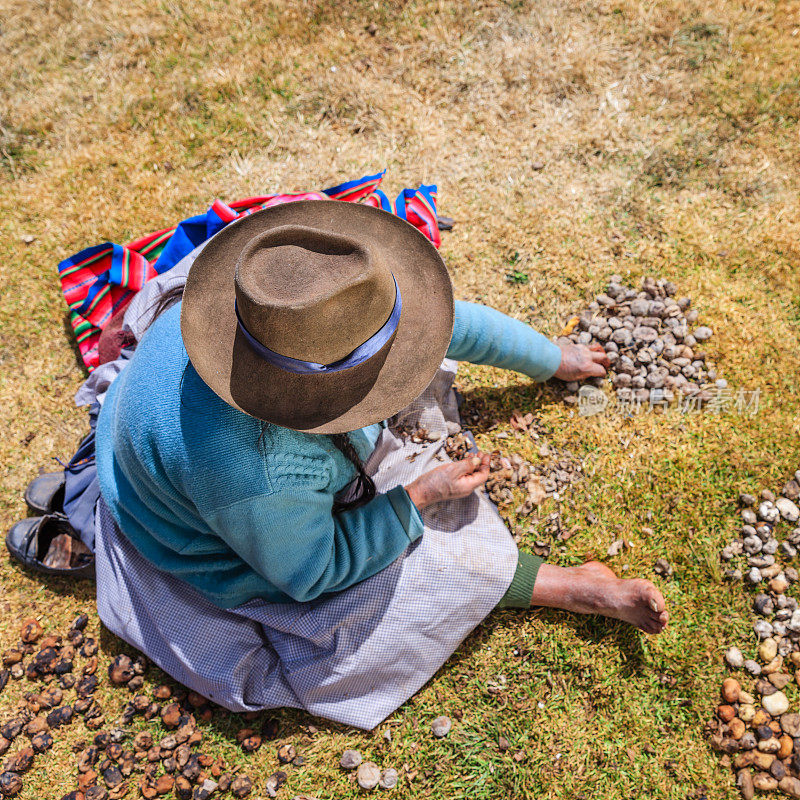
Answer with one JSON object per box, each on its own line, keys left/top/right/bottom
{"left": 180, "top": 200, "right": 454, "bottom": 433}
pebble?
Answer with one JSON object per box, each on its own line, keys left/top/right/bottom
{"left": 107, "top": 655, "right": 134, "bottom": 686}
{"left": 777, "top": 497, "right": 800, "bottom": 523}
{"left": 654, "top": 558, "right": 673, "bottom": 577}
{"left": 20, "top": 619, "right": 43, "bottom": 644}
{"left": 0, "top": 773, "right": 22, "bottom": 797}
{"left": 721, "top": 678, "right": 740, "bottom": 703}
{"left": 725, "top": 647, "right": 744, "bottom": 669}
{"left": 230, "top": 775, "right": 253, "bottom": 798}
{"left": 379, "top": 768, "right": 398, "bottom": 790}
{"left": 356, "top": 762, "right": 381, "bottom": 791}
{"left": 264, "top": 771, "right": 287, "bottom": 798}
{"left": 737, "top": 769, "right": 754, "bottom": 800}
{"left": 561, "top": 278, "right": 721, "bottom": 407}
{"left": 693, "top": 326, "right": 713, "bottom": 341}
{"left": 739, "top": 704, "right": 756, "bottom": 722}
{"left": 340, "top": 750, "right": 362, "bottom": 770}
{"left": 430, "top": 716, "right": 452, "bottom": 738}
{"left": 781, "top": 713, "right": 800, "bottom": 737}
{"left": 762, "top": 691, "right": 790, "bottom": 716}
{"left": 780, "top": 776, "right": 800, "bottom": 798}
{"left": 759, "top": 639, "right": 778, "bottom": 662}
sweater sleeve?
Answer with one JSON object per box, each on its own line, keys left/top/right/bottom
{"left": 446, "top": 300, "right": 563, "bottom": 382}
{"left": 206, "top": 484, "right": 423, "bottom": 603}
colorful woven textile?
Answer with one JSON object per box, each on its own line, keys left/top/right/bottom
{"left": 59, "top": 171, "right": 440, "bottom": 371}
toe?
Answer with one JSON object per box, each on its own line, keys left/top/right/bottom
{"left": 641, "top": 581, "right": 666, "bottom": 614}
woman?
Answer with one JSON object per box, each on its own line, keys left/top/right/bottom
{"left": 95, "top": 201, "right": 668, "bottom": 730}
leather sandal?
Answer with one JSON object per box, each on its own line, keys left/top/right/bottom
{"left": 6, "top": 514, "right": 94, "bottom": 579}
{"left": 24, "top": 472, "right": 66, "bottom": 515}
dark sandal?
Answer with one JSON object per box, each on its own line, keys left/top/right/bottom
{"left": 24, "top": 472, "right": 66, "bottom": 515}
{"left": 6, "top": 514, "right": 94, "bottom": 579}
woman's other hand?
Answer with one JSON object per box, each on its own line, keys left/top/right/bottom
{"left": 405, "top": 453, "right": 491, "bottom": 509}
{"left": 554, "top": 342, "right": 610, "bottom": 381}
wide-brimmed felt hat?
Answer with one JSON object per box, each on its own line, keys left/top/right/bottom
{"left": 180, "top": 200, "right": 454, "bottom": 433}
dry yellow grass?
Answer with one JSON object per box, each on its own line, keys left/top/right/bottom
{"left": 1, "top": 0, "right": 800, "bottom": 798}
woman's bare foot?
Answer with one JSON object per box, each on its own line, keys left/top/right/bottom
{"left": 530, "top": 561, "right": 669, "bottom": 634}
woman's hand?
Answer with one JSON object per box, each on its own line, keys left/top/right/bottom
{"left": 405, "top": 453, "right": 491, "bottom": 509}
{"left": 554, "top": 342, "right": 610, "bottom": 381}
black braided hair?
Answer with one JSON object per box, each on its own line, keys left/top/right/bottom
{"left": 329, "top": 433, "right": 377, "bottom": 513}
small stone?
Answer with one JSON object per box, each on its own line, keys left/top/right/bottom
{"left": 757, "top": 737, "right": 780, "bottom": 753}
{"left": 264, "top": 771, "right": 287, "bottom": 798}
{"left": 230, "top": 775, "right": 252, "bottom": 798}
{"left": 763, "top": 691, "right": 790, "bottom": 716}
{"left": 718, "top": 704, "right": 736, "bottom": 722}
{"left": 72, "top": 613, "right": 89, "bottom": 631}
{"left": 633, "top": 325, "right": 659, "bottom": 343}
{"left": 102, "top": 765, "right": 123, "bottom": 788}
{"left": 784, "top": 481, "right": 800, "bottom": 501}
{"left": 771, "top": 756, "right": 788, "bottom": 780}
{"left": 781, "top": 713, "right": 800, "bottom": 737}
{"left": 239, "top": 733, "right": 261, "bottom": 753}
{"left": 742, "top": 509, "right": 758, "bottom": 525}
{"left": 756, "top": 679, "right": 777, "bottom": 696}
{"left": 754, "top": 619, "right": 773, "bottom": 638}
{"left": 753, "top": 772, "right": 778, "bottom": 792}
{"left": 777, "top": 498, "right": 800, "bottom": 523}
{"left": 726, "top": 647, "right": 744, "bottom": 669}
{"left": 379, "top": 768, "right": 398, "bottom": 789}
{"left": 46, "top": 706, "right": 73, "bottom": 728}
{"left": 19, "top": 619, "right": 43, "bottom": 644}
{"left": 340, "top": 750, "right": 362, "bottom": 770}
{"left": 611, "top": 328, "right": 633, "bottom": 346}
{"left": 747, "top": 568, "right": 762, "bottom": 585}
{"left": 760, "top": 639, "right": 778, "bottom": 662}
{"left": 739, "top": 493, "right": 757, "bottom": 507}
{"left": 722, "top": 678, "right": 741, "bottom": 703}
{"left": 693, "top": 326, "right": 712, "bottom": 341}
{"left": 779, "top": 776, "right": 800, "bottom": 798}
{"left": 356, "top": 762, "right": 381, "bottom": 791}
{"left": 5, "top": 747, "right": 34, "bottom": 774}
{"left": 737, "top": 769, "right": 754, "bottom": 800}
{"left": 30, "top": 732, "right": 53, "bottom": 753}
{"left": 0, "top": 719, "right": 24, "bottom": 743}
{"left": 160, "top": 704, "right": 182, "bottom": 729}
{"left": 770, "top": 575, "right": 789, "bottom": 594}
{"left": 108, "top": 656, "right": 134, "bottom": 686}
{"left": 754, "top": 595, "right": 774, "bottom": 616}
{"left": 431, "top": 715, "right": 452, "bottom": 738}
{"left": 192, "top": 778, "right": 217, "bottom": 800}
{"left": 729, "top": 718, "right": 746, "bottom": 739}
{"left": 739, "top": 731, "right": 757, "bottom": 750}
{"left": 739, "top": 704, "right": 756, "bottom": 723}
{"left": 173, "top": 775, "right": 192, "bottom": 800}
{"left": 0, "top": 772, "right": 22, "bottom": 797}
{"left": 770, "top": 672, "right": 792, "bottom": 689}
{"left": 277, "top": 744, "right": 296, "bottom": 763}
{"left": 654, "top": 558, "right": 672, "bottom": 577}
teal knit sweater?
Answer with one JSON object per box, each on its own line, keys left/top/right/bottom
{"left": 96, "top": 300, "right": 561, "bottom": 608}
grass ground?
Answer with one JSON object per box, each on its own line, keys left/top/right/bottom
{"left": 1, "top": 0, "right": 799, "bottom": 797}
